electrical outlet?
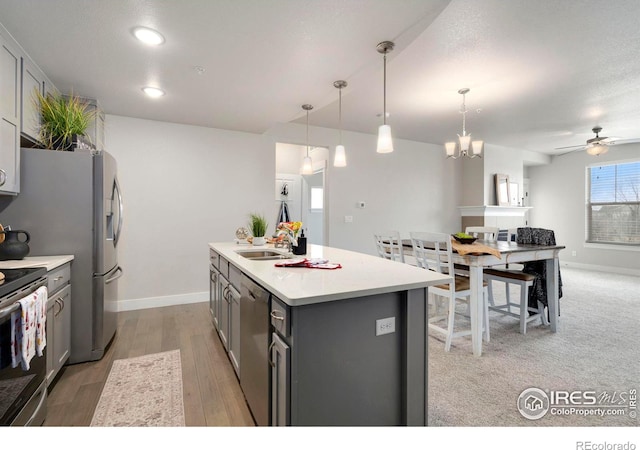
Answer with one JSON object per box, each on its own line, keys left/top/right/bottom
{"left": 571, "top": 250, "right": 577, "bottom": 257}
{"left": 376, "top": 317, "right": 395, "bottom": 336}
{"left": 344, "top": 215, "right": 353, "bottom": 223}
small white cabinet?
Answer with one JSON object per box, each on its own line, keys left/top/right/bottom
{"left": 45, "top": 262, "right": 72, "bottom": 386}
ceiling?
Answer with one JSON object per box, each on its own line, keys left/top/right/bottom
{"left": 1, "top": 0, "right": 640, "bottom": 156}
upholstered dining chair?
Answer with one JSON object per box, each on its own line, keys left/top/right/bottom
{"left": 373, "top": 231, "right": 405, "bottom": 263}
{"left": 410, "top": 231, "right": 489, "bottom": 352}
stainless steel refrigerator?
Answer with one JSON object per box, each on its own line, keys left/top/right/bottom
{"left": 0, "top": 148, "right": 123, "bottom": 363}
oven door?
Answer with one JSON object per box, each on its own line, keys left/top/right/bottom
{"left": 0, "top": 307, "right": 47, "bottom": 425}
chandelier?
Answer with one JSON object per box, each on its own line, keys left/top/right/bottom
{"left": 445, "top": 88, "right": 483, "bottom": 159}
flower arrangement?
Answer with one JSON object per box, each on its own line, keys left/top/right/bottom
{"left": 276, "top": 221, "right": 302, "bottom": 246}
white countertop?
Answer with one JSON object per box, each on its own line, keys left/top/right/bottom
{"left": 209, "top": 242, "right": 450, "bottom": 306}
{"left": 0, "top": 255, "right": 74, "bottom": 271}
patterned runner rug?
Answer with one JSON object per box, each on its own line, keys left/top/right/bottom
{"left": 90, "top": 349, "right": 185, "bottom": 426}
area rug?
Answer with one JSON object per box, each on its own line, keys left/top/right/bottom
{"left": 90, "top": 349, "right": 185, "bottom": 426}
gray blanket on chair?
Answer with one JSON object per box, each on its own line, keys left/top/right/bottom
{"left": 516, "top": 227, "right": 563, "bottom": 314}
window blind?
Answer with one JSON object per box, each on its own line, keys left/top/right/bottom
{"left": 587, "top": 161, "right": 640, "bottom": 245}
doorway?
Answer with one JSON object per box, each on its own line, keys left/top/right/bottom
{"left": 275, "top": 143, "right": 327, "bottom": 245}
{"left": 302, "top": 161, "right": 326, "bottom": 245}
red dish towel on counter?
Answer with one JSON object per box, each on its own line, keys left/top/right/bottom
{"left": 274, "top": 258, "right": 342, "bottom": 270}
{"left": 10, "top": 286, "right": 48, "bottom": 370}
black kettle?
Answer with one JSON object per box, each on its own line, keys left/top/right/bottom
{"left": 0, "top": 230, "right": 31, "bottom": 261}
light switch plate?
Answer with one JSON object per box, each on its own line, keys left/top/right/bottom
{"left": 344, "top": 215, "right": 353, "bottom": 223}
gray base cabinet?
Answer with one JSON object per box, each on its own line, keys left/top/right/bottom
{"left": 209, "top": 264, "right": 220, "bottom": 329}
{"left": 209, "top": 250, "right": 240, "bottom": 378}
{"left": 269, "top": 288, "right": 428, "bottom": 426}
{"left": 45, "top": 262, "right": 72, "bottom": 386}
{"left": 228, "top": 283, "right": 241, "bottom": 376}
{"left": 270, "top": 332, "right": 290, "bottom": 426}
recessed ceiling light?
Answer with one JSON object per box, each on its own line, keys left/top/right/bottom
{"left": 142, "top": 86, "right": 165, "bottom": 98}
{"left": 133, "top": 26, "right": 165, "bottom": 46}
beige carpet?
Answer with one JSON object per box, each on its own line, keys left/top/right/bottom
{"left": 90, "top": 349, "right": 185, "bottom": 427}
{"left": 427, "top": 266, "right": 639, "bottom": 427}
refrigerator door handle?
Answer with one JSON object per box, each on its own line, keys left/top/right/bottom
{"left": 113, "top": 177, "right": 124, "bottom": 246}
{"left": 105, "top": 266, "right": 124, "bottom": 284}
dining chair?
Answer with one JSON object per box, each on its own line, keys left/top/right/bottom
{"left": 453, "top": 226, "right": 500, "bottom": 276}
{"left": 373, "top": 231, "right": 405, "bottom": 263}
{"left": 483, "top": 227, "right": 550, "bottom": 334}
{"left": 465, "top": 226, "right": 500, "bottom": 241}
{"left": 410, "top": 231, "right": 489, "bottom": 352}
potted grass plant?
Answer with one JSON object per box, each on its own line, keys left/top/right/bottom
{"left": 249, "top": 213, "right": 268, "bottom": 246}
{"left": 34, "top": 90, "right": 96, "bottom": 151}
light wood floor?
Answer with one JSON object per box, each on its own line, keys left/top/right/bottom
{"left": 44, "top": 302, "right": 255, "bottom": 426}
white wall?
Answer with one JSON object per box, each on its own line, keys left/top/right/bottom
{"left": 106, "top": 116, "right": 463, "bottom": 309}
{"left": 105, "top": 115, "right": 273, "bottom": 309}
{"left": 482, "top": 144, "right": 524, "bottom": 206}
{"left": 266, "top": 122, "right": 462, "bottom": 255}
{"left": 527, "top": 143, "right": 640, "bottom": 273}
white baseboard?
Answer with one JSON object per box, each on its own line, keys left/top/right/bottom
{"left": 561, "top": 261, "right": 640, "bottom": 277}
{"left": 117, "top": 291, "right": 208, "bottom": 312}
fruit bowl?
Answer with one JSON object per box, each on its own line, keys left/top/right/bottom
{"left": 452, "top": 234, "right": 477, "bottom": 244}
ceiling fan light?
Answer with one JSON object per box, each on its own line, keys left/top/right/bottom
{"left": 587, "top": 144, "right": 608, "bottom": 156}
{"left": 377, "top": 124, "right": 394, "bottom": 153}
{"left": 334, "top": 145, "right": 347, "bottom": 167}
{"left": 472, "top": 140, "right": 484, "bottom": 155}
{"left": 445, "top": 142, "right": 457, "bottom": 157}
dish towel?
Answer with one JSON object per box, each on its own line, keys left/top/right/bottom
{"left": 10, "top": 286, "right": 47, "bottom": 371}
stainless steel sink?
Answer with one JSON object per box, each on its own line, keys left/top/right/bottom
{"left": 235, "top": 250, "right": 291, "bottom": 260}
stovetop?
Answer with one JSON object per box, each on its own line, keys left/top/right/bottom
{"left": 0, "top": 267, "right": 47, "bottom": 299}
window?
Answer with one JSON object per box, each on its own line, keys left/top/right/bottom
{"left": 310, "top": 187, "right": 324, "bottom": 210}
{"left": 587, "top": 160, "right": 640, "bottom": 245}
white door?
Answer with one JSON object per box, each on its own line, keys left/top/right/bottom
{"left": 302, "top": 163, "right": 326, "bottom": 246}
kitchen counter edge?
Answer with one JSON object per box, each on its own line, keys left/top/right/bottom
{"left": 0, "top": 255, "right": 75, "bottom": 271}
{"left": 209, "top": 242, "right": 450, "bottom": 307}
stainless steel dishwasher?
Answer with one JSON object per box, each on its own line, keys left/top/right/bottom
{"left": 240, "top": 274, "right": 270, "bottom": 426}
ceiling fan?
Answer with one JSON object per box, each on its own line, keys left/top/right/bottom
{"left": 554, "top": 126, "right": 640, "bottom": 156}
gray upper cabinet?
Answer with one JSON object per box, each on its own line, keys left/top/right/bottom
{"left": 0, "top": 30, "right": 21, "bottom": 195}
{"left": 20, "top": 56, "right": 45, "bottom": 144}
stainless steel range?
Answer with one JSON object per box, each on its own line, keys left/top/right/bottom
{"left": 0, "top": 266, "right": 48, "bottom": 426}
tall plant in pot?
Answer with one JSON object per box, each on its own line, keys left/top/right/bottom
{"left": 34, "top": 90, "right": 96, "bottom": 151}
{"left": 249, "top": 213, "right": 268, "bottom": 246}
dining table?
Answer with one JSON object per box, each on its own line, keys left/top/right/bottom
{"left": 401, "top": 238, "right": 565, "bottom": 356}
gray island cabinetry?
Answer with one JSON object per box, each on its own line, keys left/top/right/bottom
{"left": 209, "top": 248, "right": 241, "bottom": 377}
{"left": 208, "top": 242, "right": 450, "bottom": 426}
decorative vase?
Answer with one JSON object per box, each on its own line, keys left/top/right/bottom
{"left": 252, "top": 236, "right": 266, "bottom": 246}
{"left": 0, "top": 230, "right": 31, "bottom": 261}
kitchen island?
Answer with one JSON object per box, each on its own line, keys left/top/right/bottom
{"left": 208, "top": 242, "right": 450, "bottom": 426}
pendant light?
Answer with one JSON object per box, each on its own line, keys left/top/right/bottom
{"left": 301, "top": 104, "right": 314, "bottom": 175}
{"left": 445, "top": 88, "right": 483, "bottom": 159}
{"left": 376, "top": 41, "right": 394, "bottom": 154}
{"left": 333, "top": 80, "right": 347, "bottom": 167}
